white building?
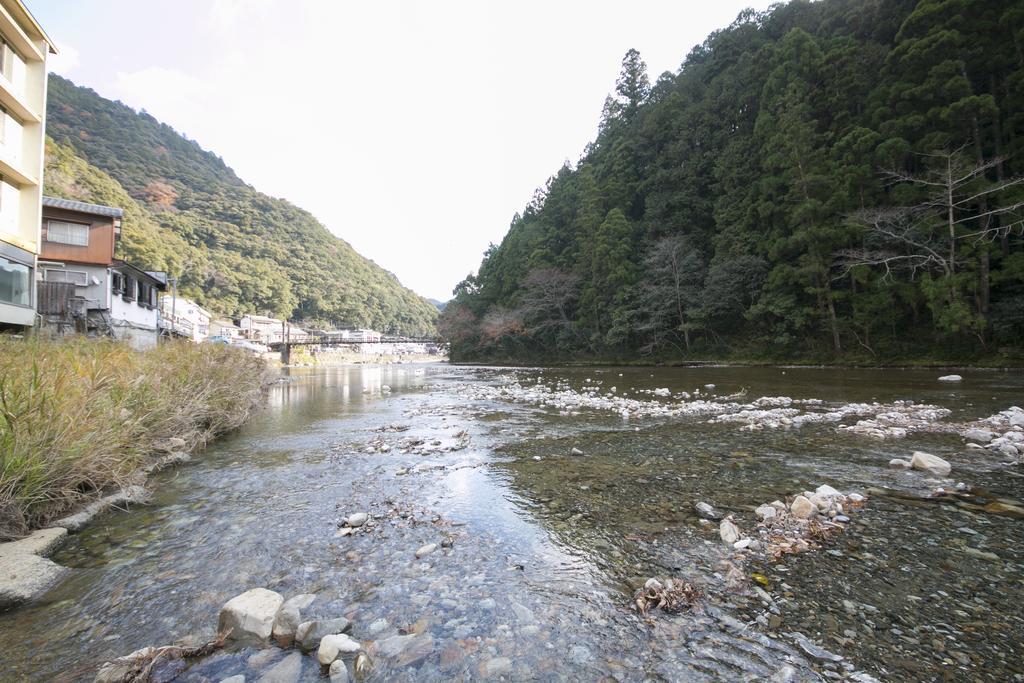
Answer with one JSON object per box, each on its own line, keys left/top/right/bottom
{"left": 0, "top": 1, "right": 56, "bottom": 330}
{"left": 159, "top": 294, "right": 211, "bottom": 342}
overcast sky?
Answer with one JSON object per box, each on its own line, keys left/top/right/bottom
{"left": 31, "top": 0, "right": 774, "bottom": 301}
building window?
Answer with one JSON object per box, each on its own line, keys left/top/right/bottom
{"left": 122, "top": 276, "right": 136, "bottom": 301}
{"left": 0, "top": 41, "right": 11, "bottom": 81}
{"left": 46, "top": 220, "right": 90, "bottom": 247}
{"left": 44, "top": 268, "right": 89, "bottom": 286}
{"left": 111, "top": 271, "right": 124, "bottom": 294}
{"left": 0, "top": 256, "right": 30, "bottom": 307}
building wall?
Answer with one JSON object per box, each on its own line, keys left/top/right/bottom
{"left": 39, "top": 207, "right": 116, "bottom": 265}
{"left": 110, "top": 292, "right": 158, "bottom": 349}
{"left": 0, "top": 1, "right": 51, "bottom": 327}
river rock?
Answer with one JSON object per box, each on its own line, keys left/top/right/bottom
{"left": 219, "top": 677, "right": 246, "bottom": 683}
{"left": 910, "top": 451, "right": 951, "bottom": 476}
{"left": 272, "top": 594, "right": 314, "bottom": 647}
{"left": 997, "top": 442, "right": 1020, "bottom": 457}
{"left": 329, "top": 660, "right": 349, "bottom": 683}
{"left": 888, "top": 458, "right": 911, "bottom": 469}
{"left": 52, "top": 485, "right": 149, "bottom": 532}
{"left": 0, "top": 528, "right": 69, "bottom": 609}
{"left": 295, "top": 617, "right": 352, "bottom": 651}
{"left": 256, "top": 652, "right": 302, "bottom": 683}
{"left": 569, "top": 447, "right": 585, "bottom": 456}
{"left": 964, "top": 428, "right": 995, "bottom": 443}
{"left": 815, "top": 484, "right": 841, "bottom": 497}
{"left": 415, "top": 543, "right": 437, "bottom": 558}
{"left": 719, "top": 518, "right": 740, "bottom": 544}
{"left": 694, "top": 501, "right": 719, "bottom": 520}
{"left": 755, "top": 504, "right": 777, "bottom": 521}
{"left": 345, "top": 512, "right": 368, "bottom": 527}
{"left": 1011, "top": 412, "right": 1024, "bottom": 427}
{"left": 790, "top": 495, "right": 815, "bottom": 519}
{"left": 808, "top": 493, "right": 831, "bottom": 512}
{"left": 937, "top": 374, "right": 962, "bottom": 382}
{"left": 317, "top": 633, "right": 361, "bottom": 665}
{"left": 219, "top": 588, "right": 284, "bottom": 642}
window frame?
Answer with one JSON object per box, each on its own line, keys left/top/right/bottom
{"left": 45, "top": 219, "right": 92, "bottom": 247}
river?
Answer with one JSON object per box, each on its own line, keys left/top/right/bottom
{"left": 0, "top": 364, "right": 1021, "bottom": 682}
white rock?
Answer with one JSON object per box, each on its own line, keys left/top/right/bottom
{"left": 415, "top": 543, "right": 437, "bottom": 559}
{"left": 694, "top": 502, "right": 718, "bottom": 519}
{"left": 937, "top": 374, "right": 962, "bottom": 382}
{"left": 815, "top": 484, "right": 842, "bottom": 497}
{"left": 329, "top": 660, "right": 350, "bottom": 683}
{"left": 318, "top": 634, "right": 361, "bottom": 665}
{"left": 719, "top": 518, "right": 740, "bottom": 544}
{"left": 809, "top": 493, "right": 831, "bottom": 512}
{"left": 964, "top": 428, "right": 995, "bottom": 443}
{"left": 219, "top": 588, "right": 284, "bottom": 642}
{"left": 95, "top": 647, "right": 159, "bottom": 683}
{"left": 755, "top": 505, "right": 777, "bottom": 521}
{"left": 888, "top": 458, "right": 911, "bottom": 469}
{"left": 346, "top": 512, "right": 368, "bottom": 527}
{"left": 1011, "top": 413, "right": 1024, "bottom": 428}
{"left": 644, "top": 578, "right": 664, "bottom": 591}
{"left": 0, "top": 528, "right": 71, "bottom": 609}
{"left": 219, "top": 676, "right": 246, "bottom": 683}
{"left": 570, "top": 447, "right": 585, "bottom": 456}
{"left": 848, "top": 493, "right": 865, "bottom": 502}
{"left": 790, "top": 495, "right": 815, "bottom": 519}
{"left": 909, "top": 451, "right": 951, "bottom": 476}
{"left": 734, "top": 538, "right": 752, "bottom": 550}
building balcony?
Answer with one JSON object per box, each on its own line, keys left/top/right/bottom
{"left": 0, "top": 74, "right": 39, "bottom": 124}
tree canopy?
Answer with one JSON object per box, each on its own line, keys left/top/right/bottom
{"left": 441, "top": 0, "right": 1024, "bottom": 363}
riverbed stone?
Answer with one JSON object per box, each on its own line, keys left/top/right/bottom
{"left": 888, "top": 458, "right": 911, "bottom": 469}
{"left": 329, "top": 660, "right": 349, "bottom": 683}
{"left": 219, "top": 588, "right": 284, "bottom": 642}
{"left": 219, "top": 676, "right": 246, "bottom": 683}
{"left": 719, "top": 518, "right": 740, "bottom": 544}
{"left": 415, "top": 543, "right": 437, "bottom": 558}
{"left": 346, "top": 512, "right": 368, "bottom": 527}
{"left": 694, "top": 502, "right": 718, "bottom": 519}
{"left": 94, "top": 647, "right": 158, "bottom": 683}
{"left": 790, "top": 495, "right": 815, "bottom": 519}
{"left": 755, "top": 505, "right": 777, "bottom": 521}
{"left": 0, "top": 527, "right": 70, "bottom": 609}
{"left": 256, "top": 652, "right": 302, "bottom": 683}
{"left": 317, "top": 633, "right": 361, "bottom": 665}
{"left": 271, "top": 603, "right": 301, "bottom": 647}
{"left": 964, "top": 428, "right": 995, "bottom": 443}
{"left": 937, "top": 374, "right": 962, "bottom": 382}
{"left": 909, "top": 451, "right": 951, "bottom": 476}
{"left": 295, "top": 617, "right": 352, "bottom": 651}
{"left": 53, "top": 485, "right": 149, "bottom": 532}
{"left": 815, "top": 484, "right": 842, "bottom": 497}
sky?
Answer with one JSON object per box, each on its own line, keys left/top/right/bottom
{"left": 30, "top": 0, "right": 775, "bottom": 302}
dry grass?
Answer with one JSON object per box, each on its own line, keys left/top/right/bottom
{"left": 0, "top": 336, "right": 269, "bottom": 539}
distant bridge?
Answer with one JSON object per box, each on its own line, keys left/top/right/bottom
{"left": 269, "top": 336, "right": 445, "bottom": 363}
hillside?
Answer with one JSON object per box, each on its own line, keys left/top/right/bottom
{"left": 441, "top": 0, "right": 1024, "bottom": 363}
{"left": 44, "top": 75, "right": 438, "bottom": 335}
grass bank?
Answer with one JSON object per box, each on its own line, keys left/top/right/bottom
{"left": 0, "top": 337, "right": 270, "bottom": 540}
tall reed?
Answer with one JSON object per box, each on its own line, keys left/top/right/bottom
{"left": 0, "top": 336, "right": 268, "bottom": 539}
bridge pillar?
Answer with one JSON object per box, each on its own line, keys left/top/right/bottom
{"left": 281, "top": 343, "right": 290, "bottom": 365}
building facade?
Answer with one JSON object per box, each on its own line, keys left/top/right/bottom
{"left": 159, "top": 294, "right": 211, "bottom": 343}
{"left": 37, "top": 196, "right": 165, "bottom": 349}
{"left": 0, "top": 0, "right": 54, "bottom": 330}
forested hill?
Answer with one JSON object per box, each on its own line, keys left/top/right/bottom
{"left": 441, "top": 0, "right": 1024, "bottom": 363}
{"left": 44, "top": 75, "right": 438, "bottom": 335}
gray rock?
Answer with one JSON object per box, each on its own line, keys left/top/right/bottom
{"left": 787, "top": 631, "right": 844, "bottom": 662}
{"left": 219, "top": 677, "right": 246, "bottom": 683}
{"left": 415, "top": 543, "right": 437, "bottom": 559}
{"left": 790, "top": 495, "right": 815, "bottom": 519}
{"left": 256, "top": 652, "right": 302, "bottom": 683}
{"left": 888, "top": 458, "right": 911, "bottom": 469}
{"left": 694, "top": 501, "right": 719, "bottom": 520}
{"left": 295, "top": 617, "right": 352, "bottom": 652}
{"left": 482, "top": 656, "right": 513, "bottom": 678}
{"left": 329, "top": 660, "right": 349, "bottom": 683}
{"left": 964, "top": 428, "right": 995, "bottom": 443}
{"left": 1011, "top": 413, "right": 1024, "bottom": 428}
{"left": 719, "top": 518, "right": 740, "bottom": 544}
{"left": 0, "top": 528, "right": 69, "bottom": 609}
{"left": 317, "top": 633, "right": 361, "bottom": 665}
{"left": 219, "top": 588, "right": 284, "bottom": 643}
{"left": 377, "top": 634, "right": 417, "bottom": 658}
{"left": 95, "top": 647, "right": 158, "bottom": 683}
{"left": 755, "top": 505, "right": 777, "bottom": 521}
{"left": 937, "top": 374, "right": 962, "bottom": 382}
{"left": 345, "top": 512, "right": 368, "bottom": 527}
{"left": 272, "top": 603, "right": 301, "bottom": 647}
{"left": 910, "top": 451, "right": 951, "bottom": 476}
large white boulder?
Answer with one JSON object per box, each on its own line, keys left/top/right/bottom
{"left": 219, "top": 588, "right": 284, "bottom": 642}
{"left": 909, "top": 451, "right": 951, "bottom": 476}
{"left": 0, "top": 528, "right": 69, "bottom": 609}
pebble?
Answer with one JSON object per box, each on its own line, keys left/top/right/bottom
{"left": 346, "top": 512, "right": 369, "bottom": 527}
{"left": 415, "top": 543, "right": 437, "bottom": 559}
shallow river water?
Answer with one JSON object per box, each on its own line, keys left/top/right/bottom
{"left": 0, "top": 364, "right": 1022, "bottom": 682}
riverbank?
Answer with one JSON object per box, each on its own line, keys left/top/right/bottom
{"left": 285, "top": 347, "right": 446, "bottom": 366}
{"left": 0, "top": 337, "right": 269, "bottom": 541}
